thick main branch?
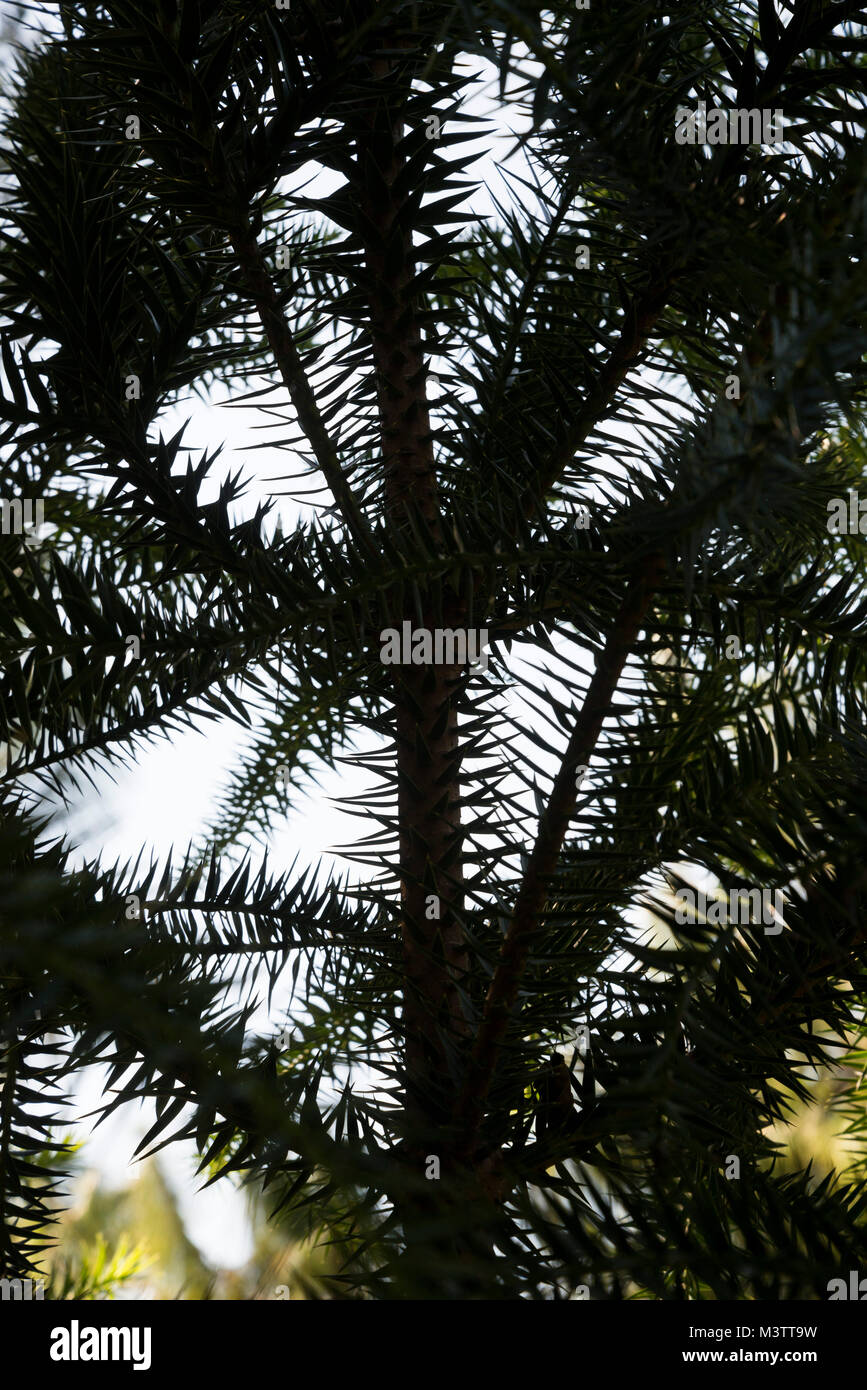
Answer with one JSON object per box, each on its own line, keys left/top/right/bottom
{"left": 356, "top": 52, "right": 468, "bottom": 1133}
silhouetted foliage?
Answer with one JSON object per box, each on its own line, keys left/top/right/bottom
{"left": 1, "top": 0, "right": 867, "bottom": 1299}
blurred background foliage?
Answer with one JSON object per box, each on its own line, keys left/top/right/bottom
{"left": 32, "top": 1028, "right": 866, "bottom": 1301}
{"left": 37, "top": 1138, "right": 354, "bottom": 1299}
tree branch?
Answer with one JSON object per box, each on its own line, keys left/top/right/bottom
{"left": 353, "top": 42, "right": 469, "bottom": 1137}
{"left": 523, "top": 282, "right": 672, "bottom": 519}
{"left": 229, "top": 218, "right": 376, "bottom": 555}
{"left": 456, "top": 550, "right": 665, "bottom": 1153}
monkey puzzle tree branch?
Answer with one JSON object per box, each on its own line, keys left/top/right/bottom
{"left": 455, "top": 550, "right": 665, "bottom": 1154}
{"left": 351, "top": 46, "right": 470, "bottom": 1145}
{"left": 522, "top": 280, "right": 673, "bottom": 522}
{"left": 229, "top": 219, "right": 376, "bottom": 556}
{"left": 516, "top": 0, "right": 862, "bottom": 534}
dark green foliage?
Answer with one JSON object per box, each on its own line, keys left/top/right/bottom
{"left": 1, "top": 0, "right": 867, "bottom": 1299}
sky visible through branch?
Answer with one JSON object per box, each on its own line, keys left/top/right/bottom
{"left": 0, "top": 3, "right": 772, "bottom": 1279}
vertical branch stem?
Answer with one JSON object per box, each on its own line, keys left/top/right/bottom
{"left": 356, "top": 50, "right": 468, "bottom": 1133}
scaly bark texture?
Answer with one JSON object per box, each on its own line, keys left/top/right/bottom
{"left": 356, "top": 51, "right": 468, "bottom": 1145}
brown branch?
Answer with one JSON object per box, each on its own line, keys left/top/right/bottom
{"left": 229, "top": 219, "right": 376, "bottom": 555}
{"left": 354, "top": 47, "right": 469, "bottom": 1133}
{"left": 449, "top": 0, "right": 864, "bottom": 1172}
{"left": 455, "top": 550, "right": 665, "bottom": 1154}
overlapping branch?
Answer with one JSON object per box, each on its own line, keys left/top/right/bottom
{"left": 456, "top": 549, "right": 665, "bottom": 1152}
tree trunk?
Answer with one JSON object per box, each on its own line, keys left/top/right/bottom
{"left": 357, "top": 46, "right": 475, "bottom": 1286}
